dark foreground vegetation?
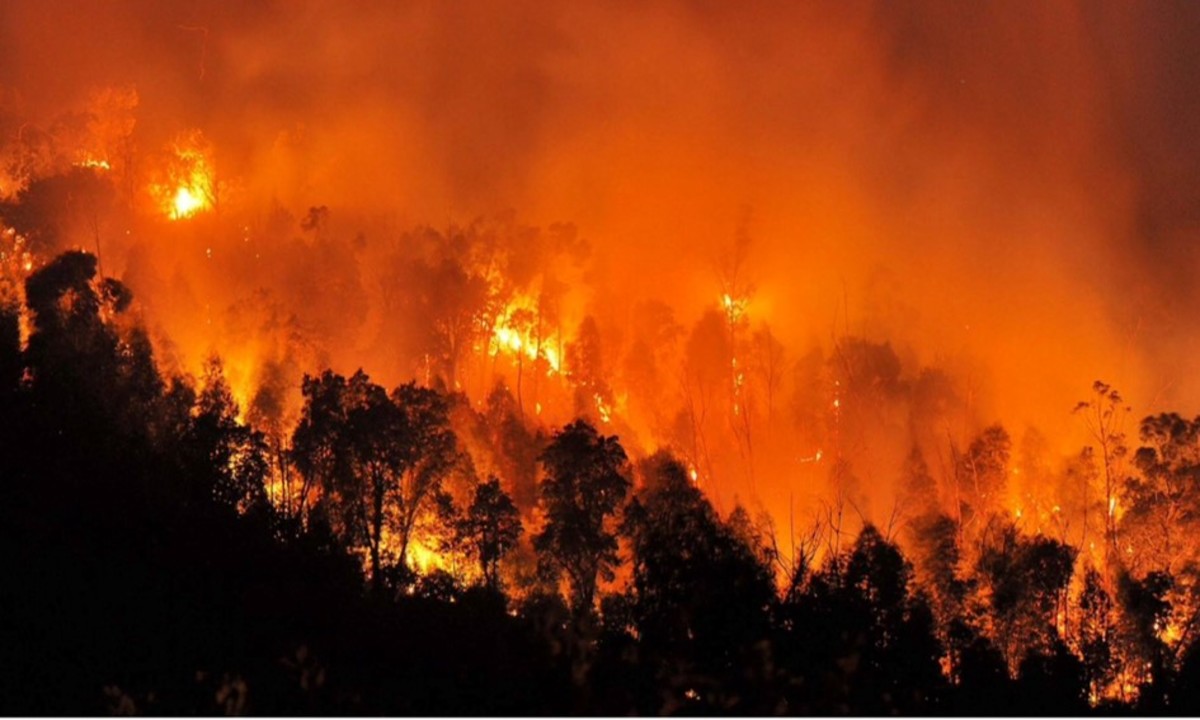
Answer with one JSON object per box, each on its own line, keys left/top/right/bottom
{"left": 6, "top": 250, "right": 1200, "bottom": 715}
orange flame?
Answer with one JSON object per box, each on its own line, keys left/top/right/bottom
{"left": 152, "top": 131, "right": 215, "bottom": 220}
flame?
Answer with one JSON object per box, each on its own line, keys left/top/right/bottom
{"left": 721, "top": 292, "right": 748, "bottom": 324}
{"left": 489, "top": 298, "right": 561, "bottom": 373}
{"left": 407, "top": 539, "right": 444, "bottom": 574}
{"left": 494, "top": 325, "right": 523, "bottom": 353}
{"left": 173, "top": 186, "right": 206, "bottom": 219}
{"left": 75, "top": 157, "right": 111, "bottom": 171}
{"left": 798, "top": 449, "right": 823, "bottom": 463}
{"left": 153, "top": 131, "right": 215, "bottom": 220}
{"left": 594, "top": 393, "right": 612, "bottom": 423}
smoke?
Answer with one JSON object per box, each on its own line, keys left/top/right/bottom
{"left": 3, "top": 0, "right": 1200, "bottom": 528}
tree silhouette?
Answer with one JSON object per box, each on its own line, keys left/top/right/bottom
{"left": 621, "top": 451, "right": 775, "bottom": 711}
{"left": 779, "top": 524, "right": 945, "bottom": 714}
{"left": 292, "top": 371, "right": 458, "bottom": 592}
{"left": 1078, "top": 567, "right": 1117, "bottom": 702}
{"left": 534, "top": 419, "right": 629, "bottom": 615}
{"left": 184, "top": 357, "right": 271, "bottom": 517}
{"left": 458, "top": 475, "right": 523, "bottom": 590}
{"left": 976, "top": 523, "right": 1076, "bottom": 670}
{"left": 1117, "top": 569, "right": 1173, "bottom": 706}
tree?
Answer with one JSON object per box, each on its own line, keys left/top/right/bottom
{"left": 1126, "top": 413, "right": 1200, "bottom": 573}
{"left": 534, "top": 420, "right": 630, "bottom": 614}
{"left": 389, "top": 382, "right": 461, "bottom": 571}
{"left": 459, "top": 476, "right": 523, "bottom": 590}
{"left": 1077, "top": 567, "right": 1116, "bottom": 702}
{"left": 0, "top": 303, "right": 19, "bottom": 418}
{"left": 621, "top": 451, "right": 774, "bottom": 709}
{"left": 779, "top": 525, "right": 945, "bottom": 714}
{"left": 567, "top": 316, "right": 611, "bottom": 423}
{"left": 956, "top": 425, "right": 1011, "bottom": 525}
{"left": 906, "top": 512, "right": 971, "bottom": 677}
{"left": 1117, "top": 569, "right": 1174, "bottom": 704}
{"left": 291, "top": 371, "right": 458, "bottom": 592}
{"left": 975, "top": 524, "right": 1077, "bottom": 670}
{"left": 483, "top": 383, "right": 544, "bottom": 510}
{"left": 1074, "top": 381, "right": 1129, "bottom": 567}
{"left": 899, "top": 444, "right": 938, "bottom": 520}
{"left": 185, "top": 357, "right": 271, "bottom": 517}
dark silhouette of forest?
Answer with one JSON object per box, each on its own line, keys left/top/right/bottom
{"left": 6, "top": 249, "right": 1200, "bottom": 715}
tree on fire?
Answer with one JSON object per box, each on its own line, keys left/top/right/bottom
{"left": 954, "top": 424, "right": 1012, "bottom": 526}
{"left": 535, "top": 419, "right": 630, "bottom": 614}
{"left": 291, "top": 370, "right": 459, "bottom": 592}
{"left": 1126, "top": 412, "right": 1200, "bottom": 573}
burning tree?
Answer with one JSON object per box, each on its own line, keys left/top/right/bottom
{"left": 150, "top": 130, "right": 217, "bottom": 220}
{"left": 1074, "top": 381, "right": 1130, "bottom": 570}
{"left": 1126, "top": 413, "right": 1200, "bottom": 574}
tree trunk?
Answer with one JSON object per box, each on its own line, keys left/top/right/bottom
{"left": 371, "top": 474, "right": 385, "bottom": 595}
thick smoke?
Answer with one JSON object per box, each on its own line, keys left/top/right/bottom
{"left": 2, "top": 0, "right": 1199, "bottom": 531}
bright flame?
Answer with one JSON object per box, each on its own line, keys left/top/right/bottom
{"left": 721, "top": 292, "right": 747, "bottom": 324}
{"left": 407, "top": 541, "right": 443, "bottom": 574}
{"left": 594, "top": 393, "right": 612, "bottom": 423}
{"left": 173, "top": 186, "right": 205, "bottom": 219}
{"left": 153, "top": 130, "right": 215, "bottom": 220}
{"left": 489, "top": 298, "right": 561, "bottom": 373}
{"left": 1162, "top": 621, "right": 1183, "bottom": 645}
{"left": 75, "top": 157, "right": 111, "bottom": 171}
{"left": 494, "top": 326, "right": 523, "bottom": 353}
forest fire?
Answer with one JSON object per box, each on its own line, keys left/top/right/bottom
{"left": 2, "top": 0, "right": 1200, "bottom": 715}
